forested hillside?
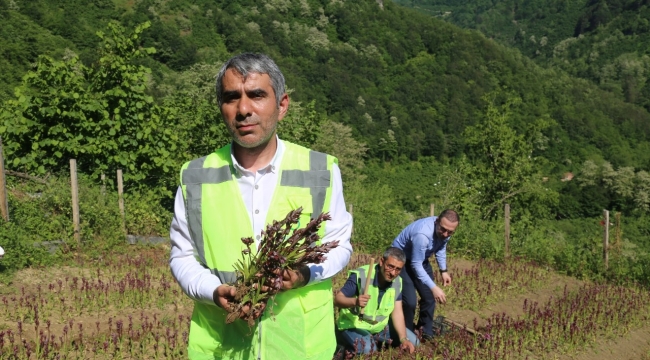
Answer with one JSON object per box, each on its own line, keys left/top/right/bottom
{"left": 395, "top": 0, "right": 650, "bottom": 111}
{"left": 1, "top": 0, "right": 650, "bottom": 168}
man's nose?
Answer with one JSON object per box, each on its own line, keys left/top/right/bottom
{"left": 236, "top": 96, "right": 252, "bottom": 119}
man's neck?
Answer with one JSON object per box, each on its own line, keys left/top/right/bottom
{"left": 232, "top": 136, "right": 278, "bottom": 173}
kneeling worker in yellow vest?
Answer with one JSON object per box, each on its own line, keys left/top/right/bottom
{"left": 335, "top": 247, "right": 419, "bottom": 355}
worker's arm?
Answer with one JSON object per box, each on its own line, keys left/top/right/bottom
{"left": 392, "top": 301, "right": 415, "bottom": 353}
{"left": 170, "top": 188, "right": 264, "bottom": 321}
{"left": 408, "top": 233, "right": 447, "bottom": 303}
{"left": 335, "top": 291, "right": 370, "bottom": 308}
{"left": 169, "top": 187, "right": 222, "bottom": 305}
{"left": 434, "top": 239, "right": 452, "bottom": 286}
{"left": 408, "top": 233, "right": 437, "bottom": 289}
{"left": 333, "top": 273, "right": 370, "bottom": 309}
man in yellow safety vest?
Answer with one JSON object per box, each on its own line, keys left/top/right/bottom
{"left": 169, "top": 53, "right": 353, "bottom": 360}
{"left": 335, "top": 247, "right": 418, "bottom": 355}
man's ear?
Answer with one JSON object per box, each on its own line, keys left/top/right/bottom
{"left": 277, "top": 93, "right": 290, "bottom": 121}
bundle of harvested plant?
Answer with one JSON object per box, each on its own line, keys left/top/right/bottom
{"left": 226, "top": 207, "right": 339, "bottom": 325}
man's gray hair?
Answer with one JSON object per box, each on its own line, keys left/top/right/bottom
{"left": 215, "top": 53, "right": 286, "bottom": 107}
{"left": 383, "top": 247, "right": 406, "bottom": 263}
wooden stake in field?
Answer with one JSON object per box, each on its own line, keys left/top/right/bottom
{"left": 615, "top": 212, "right": 622, "bottom": 255}
{"left": 603, "top": 209, "right": 609, "bottom": 269}
{"left": 0, "top": 137, "right": 8, "bottom": 222}
{"left": 443, "top": 317, "right": 480, "bottom": 336}
{"left": 359, "top": 257, "right": 375, "bottom": 319}
{"left": 70, "top": 159, "right": 80, "bottom": 245}
{"left": 117, "top": 169, "right": 126, "bottom": 236}
{"left": 101, "top": 172, "right": 106, "bottom": 197}
{"left": 505, "top": 203, "right": 510, "bottom": 258}
{"left": 430, "top": 203, "right": 435, "bottom": 217}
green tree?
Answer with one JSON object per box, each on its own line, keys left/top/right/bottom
{"left": 313, "top": 120, "right": 368, "bottom": 183}
{"left": 463, "top": 93, "right": 558, "bottom": 219}
{"left": 344, "top": 181, "right": 411, "bottom": 252}
{"left": 0, "top": 22, "right": 179, "bottom": 191}
{"left": 577, "top": 159, "right": 650, "bottom": 213}
{"left": 158, "top": 62, "right": 230, "bottom": 162}
{"left": 277, "top": 99, "right": 324, "bottom": 149}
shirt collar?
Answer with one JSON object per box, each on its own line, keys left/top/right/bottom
{"left": 230, "top": 135, "right": 284, "bottom": 176}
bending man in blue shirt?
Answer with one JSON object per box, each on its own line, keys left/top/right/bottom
{"left": 391, "top": 209, "right": 459, "bottom": 340}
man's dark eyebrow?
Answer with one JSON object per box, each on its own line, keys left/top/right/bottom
{"left": 247, "top": 88, "right": 268, "bottom": 97}
{"left": 222, "top": 90, "right": 241, "bottom": 100}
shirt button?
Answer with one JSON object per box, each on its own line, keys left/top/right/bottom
{"left": 256, "top": 235, "right": 261, "bottom": 240}
{"left": 255, "top": 185, "right": 259, "bottom": 190}
{"left": 272, "top": 166, "right": 276, "bottom": 170}
{"left": 255, "top": 209, "right": 259, "bottom": 214}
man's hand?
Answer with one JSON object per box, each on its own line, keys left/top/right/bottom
{"left": 213, "top": 285, "right": 266, "bottom": 322}
{"left": 213, "top": 284, "right": 236, "bottom": 310}
{"left": 400, "top": 339, "right": 415, "bottom": 354}
{"left": 280, "top": 266, "right": 310, "bottom": 290}
{"left": 432, "top": 286, "right": 447, "bottom": 304}
{"left": 441, "top": 272, "right": 452, "bottom": 286}
{"left": 356, "top": 294, "right": 371, "bottom": 308}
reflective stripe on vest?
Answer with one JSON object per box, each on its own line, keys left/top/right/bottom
{"left": 280, "top": 151, "right": 329, "bottom": 217}
{"left": 182, "top": 157, "right": 234, "bottom": 281}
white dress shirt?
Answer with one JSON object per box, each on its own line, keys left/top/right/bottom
{"left": 169, "top": 138, "right": 353, "bottom": 305}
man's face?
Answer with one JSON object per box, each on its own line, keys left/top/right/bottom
{"left": 379, "top": 256, "right": 404, "bottom": 283}
{"left": 435, "top": 217, "right": 458, "bottom": 239}
{"left": 219, "top": 68, "right": 289, "bottom": 149}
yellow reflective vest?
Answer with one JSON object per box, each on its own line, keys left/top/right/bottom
{"left": 180, "top": 141, "right": 338, "bottom": 360}
{"left": 336, "top": 264, "right": 401, "bottom": 334}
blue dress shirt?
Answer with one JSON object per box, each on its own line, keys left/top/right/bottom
{"left": 391, "top": 216, "right": 449, "bottom": 289}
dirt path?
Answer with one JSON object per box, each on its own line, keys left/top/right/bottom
{"left": 557, "top": 326, "right": 650, "bottom": 360}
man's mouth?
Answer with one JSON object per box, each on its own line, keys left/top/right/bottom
{"left": 237, "top": 123, "right": 256, "bottom": 130}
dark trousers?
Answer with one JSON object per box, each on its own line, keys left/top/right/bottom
{"left": 335, "top": 319, "right": 419, "bottom": 355}
{"left": 400, "top": 260, "right": 436, "bottom": 337}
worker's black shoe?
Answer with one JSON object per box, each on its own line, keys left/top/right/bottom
{"left": 432, "top": 315, "right": 452, "bottom": 336}
{"left": 421, "top": 334, "right": 435, "bottom": 343}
